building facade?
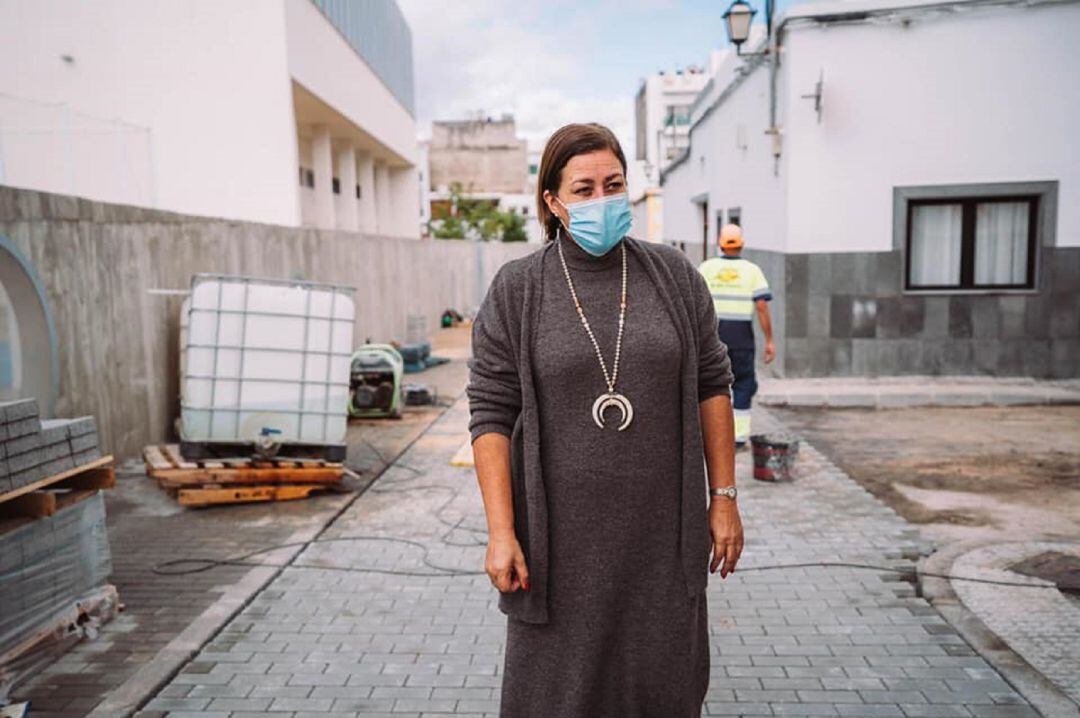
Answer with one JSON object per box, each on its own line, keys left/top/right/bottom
{"left": 662, "top": 0, "right": 1080, "bottom": 379}
{"left": 428, "top": 116, "right": 529, "bottom": 195}
{"left": 426, "top": 116, "right": 541, "bottom": 243}
{"left": 0, "top": 0, "right": 420, "bottom": 236}
{"left": 631, "top": 58, "right": 728, "bottom": 243}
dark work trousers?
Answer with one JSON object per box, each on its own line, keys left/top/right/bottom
{"left": 727, "top": 346, "right": 757, "bottom": 442}
{"left": 728, "top": 347, "right": 758, "bottom": 412}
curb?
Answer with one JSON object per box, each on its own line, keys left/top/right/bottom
{"left": 918, "top": 540, "right": 1080, "bottom": 718}
{"left": 759, "top": 391, "right": 1080, "bottom": 409}
{"left": 85, "top": 563, "right": 282, "bottom": 718}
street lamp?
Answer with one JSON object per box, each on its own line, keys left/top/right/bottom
{"left": 722, "top": 0, "right": 774, "bottom": 56}
{"left": 723, "top": 0, "right": 756, "bottom": 49}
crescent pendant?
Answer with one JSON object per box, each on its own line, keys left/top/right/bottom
{"left": 591, "top": 392, "right": 634, "bottom": 431}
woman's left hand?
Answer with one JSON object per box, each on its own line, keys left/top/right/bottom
{"left": 708, "top": 500, "right": 744, "bottom": 578}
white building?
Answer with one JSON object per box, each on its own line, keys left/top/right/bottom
{"left": 631, "top": 58, "right": 729, "bottom": 243}
{"left": 635, "top": 65, "right": 716, "bottom": 184}
{"left": 0, "top": 0, "right": 420, "bottom": 236}
{"left": 662, "top": 0, "right": 1080, "bottom": 379}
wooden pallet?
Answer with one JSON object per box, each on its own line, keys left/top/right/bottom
{"left": 0, "top": 456, "right": 115, "bottom": 522}
{"left": 0, "top": 584, "right": 119, "bottom": 695}
{"left": 143, "top": 444, "right": 345, "bottom": 507}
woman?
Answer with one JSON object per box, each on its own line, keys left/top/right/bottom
{"left": 466, "top": 122, "right": 744, "bottom": 717}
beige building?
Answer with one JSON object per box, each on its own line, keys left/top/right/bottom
{"left": 425, "top": 115, "right": 541, "bottom": 243}
{"left": 428, "top": 116, "right": 528, "bottom": 194}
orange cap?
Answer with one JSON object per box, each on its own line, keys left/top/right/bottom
{"left": 719, "top": 223, "right": 744, "bottom": 249}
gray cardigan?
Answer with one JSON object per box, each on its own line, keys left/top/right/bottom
{"left": 467, "top": 236, "right": 734, "bottom": 624}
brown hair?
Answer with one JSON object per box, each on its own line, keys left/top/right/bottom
{"left": 536, "top": 123, "right": 628, "bottom": 242}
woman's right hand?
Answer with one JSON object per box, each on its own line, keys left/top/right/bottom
{"left": 486, "top": 532, "right": 530, "bottom": 593}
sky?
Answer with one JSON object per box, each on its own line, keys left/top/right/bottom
{"left": 397, "top": 0, "right": 801, "bottom": 154}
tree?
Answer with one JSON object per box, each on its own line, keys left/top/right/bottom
{"left": 428, "top": 182, "right": 529, "bottom": 242}
{"left": 499, "top": 211, "right": 528, "bottom": 243}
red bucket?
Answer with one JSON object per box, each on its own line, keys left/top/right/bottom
{"left": 750, "top": 433, "right": 800, "bottom": 482}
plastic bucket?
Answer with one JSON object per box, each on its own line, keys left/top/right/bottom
{"left": 750, "top": 433, "right": 801, "bottom": 482}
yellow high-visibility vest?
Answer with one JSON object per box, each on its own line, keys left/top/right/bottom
{"left": 697, "top": 256, "right": 772, "bottom": 321}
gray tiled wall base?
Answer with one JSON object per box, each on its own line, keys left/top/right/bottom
{"left": 776, "top": 245, "right": 1080, "bottom": 378}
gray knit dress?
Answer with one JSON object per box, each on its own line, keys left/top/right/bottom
{"left": 497, "top": 233, "right": 715, "bottom": 717}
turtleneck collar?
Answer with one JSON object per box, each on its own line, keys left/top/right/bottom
{"left": 555, "top": 227, "right": 625, "bottom": 272}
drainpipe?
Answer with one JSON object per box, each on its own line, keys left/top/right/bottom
{"left": 766, "top": 5, "right": 786, "bottom": 177}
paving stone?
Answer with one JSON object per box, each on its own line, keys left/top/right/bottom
{"left": 124, "top": 400, "right": 1042, "bottom": 716}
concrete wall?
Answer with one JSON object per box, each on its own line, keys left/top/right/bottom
{"left": 0, "top": 186, "right": 532, "bottom": 459}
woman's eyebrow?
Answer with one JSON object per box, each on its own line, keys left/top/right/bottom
{"left": 570, "top": 177, "right": 595, "bottom": 185}
{"left": 605, "top": 173, "right": 625, "bottom": 182}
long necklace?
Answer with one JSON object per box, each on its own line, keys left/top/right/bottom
{"left": 556, "top": 229, "right": 634, "bottom": 431}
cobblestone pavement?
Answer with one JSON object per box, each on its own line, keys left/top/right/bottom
{"left": 12, "top": 466, "right": 353, "bottom": 718}
{"left": 948, "top": 541, "right": 1080, "bottom": 706}
{"left": 9, "top": 329, "right": 474, "bottom": 717}
{"left": 129, "top": 400, "right": 1045, "bottom": 718}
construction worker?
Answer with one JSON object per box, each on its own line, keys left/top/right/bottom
{"left": 697, "top": 223, "right": 775, "bottom": 447}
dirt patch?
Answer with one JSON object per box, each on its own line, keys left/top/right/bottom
{"left": 772, "top": 405, "right": 1080, "bottom": 544}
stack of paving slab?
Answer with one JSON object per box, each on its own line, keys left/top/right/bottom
{"left": 1, "top": 399, "right": 101, "bottom": 495}
{"left": 0, "top": 492, "right": 117, "bottom": 699}
{"left": 0, "top": 400, "right": 114, "bottom": 700}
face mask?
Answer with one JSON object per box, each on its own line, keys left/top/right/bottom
{"left": 555, "top": 193, "right": 632, "bottom": 257}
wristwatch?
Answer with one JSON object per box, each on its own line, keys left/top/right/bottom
{"left": 710, "top": 485, "right": 738, "bottom": 500}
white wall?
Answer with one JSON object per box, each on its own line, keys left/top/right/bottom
{"left": 284, "top": 0, "right": 417, "bottom": 168}
{"left": 783, "top": 1, "right": 1080, "bottom": 252}
{"left": 662, "top": 59, "right": 788, "bottom": 255}
{"left": 640, "top": 71, "right": 710, "bottom": 181}
{"left": 0, "top": 0, "right": 300, "bottom": 226}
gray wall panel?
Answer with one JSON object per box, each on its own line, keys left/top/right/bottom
{"left": 773, "top": 245, "right": 1080, "bottom": 379}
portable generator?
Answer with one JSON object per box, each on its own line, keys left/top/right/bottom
{"left": 348, "top": 344, "right": 403, "bottom": 419}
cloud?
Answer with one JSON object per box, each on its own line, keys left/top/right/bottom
{"left": 399, "top": 0, "right": 635, "bottom": 152}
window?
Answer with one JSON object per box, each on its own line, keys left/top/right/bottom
{"left": 727, "top": 207, "right": 741, "bottom": 227}
{"left": 332, "top": 177, "right": 341, "bottom": 195}
{"left": 356, "top": 184, "right": 362, "bottom": 199}
{"left": 905, "top": 196, "right": 1037, "bottom": 290}
{"left": 663, "top": 104, "right": 692, "bottom": 128}
{"left": 298, "top": 167, "right": 314, "bottom": 188}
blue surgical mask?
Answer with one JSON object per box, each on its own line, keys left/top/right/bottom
{"left": 556, "top": 193, "right": 632, "bottom": 257}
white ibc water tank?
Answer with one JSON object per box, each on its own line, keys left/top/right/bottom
{"left": 179, "top": 274, "right": 355, "bottom": 447}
